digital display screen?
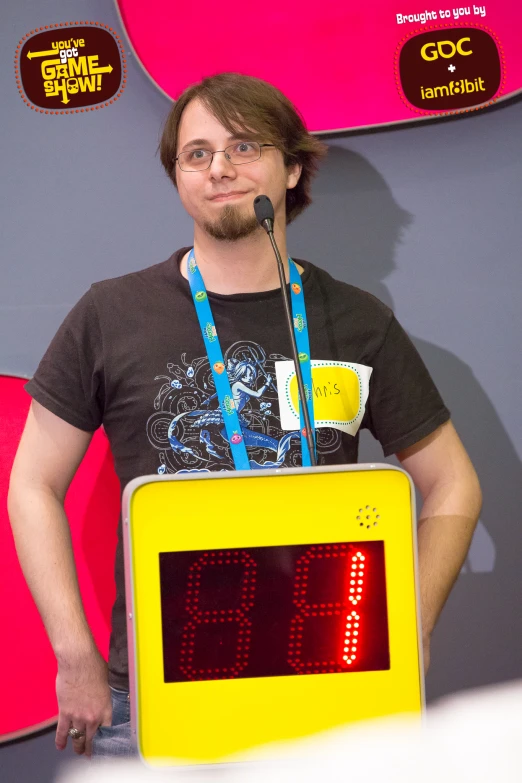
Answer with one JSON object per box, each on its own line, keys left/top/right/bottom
{"left": 159, "top": 542, "right": 389, "bottom": 683}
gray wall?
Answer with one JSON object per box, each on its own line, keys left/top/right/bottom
{"left": 2, "top": 0, "right": 521, "bottom": 780}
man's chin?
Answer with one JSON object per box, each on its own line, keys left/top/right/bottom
{"left": 203, "top": 205, "right": 260, "bottom": 242}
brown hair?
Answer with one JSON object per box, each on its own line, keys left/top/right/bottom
{"left": 159, "top": 72, "right": 327, "bottom": 224}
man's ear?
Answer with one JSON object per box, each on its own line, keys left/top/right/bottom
{"left": 286, "top": 162, "right": 302, "bottom": 190}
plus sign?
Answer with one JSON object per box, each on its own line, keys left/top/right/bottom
{"left": 448, "top": 64, "right": 456, "bottom": 72}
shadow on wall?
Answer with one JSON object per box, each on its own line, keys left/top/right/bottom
{"left": 288, "top": 145, "right": 522, "bottom": 701}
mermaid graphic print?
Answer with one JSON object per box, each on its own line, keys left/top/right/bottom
{"left": 146, "top": 340, "right": 342, "bottom": 473}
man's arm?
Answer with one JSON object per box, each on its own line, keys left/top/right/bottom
{"left": 8, "top": 400, "right": 112, "bottom": 757}
{"left": 396, "top": 420, "right": 482, "bottom": 673}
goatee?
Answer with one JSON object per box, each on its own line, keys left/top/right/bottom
{"left": 203, "top": 205, "right": 260, "bottom": 241}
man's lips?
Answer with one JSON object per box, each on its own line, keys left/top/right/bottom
{"left": 209, "top": 191, "right": 250, "bottom": 202}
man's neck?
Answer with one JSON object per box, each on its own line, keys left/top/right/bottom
{"left": 180, "top": 223, "right": 292, "bottom": 295}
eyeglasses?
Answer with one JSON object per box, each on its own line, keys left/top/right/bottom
{"left": 175, "top": 141, "right": 275, "bottom": 172}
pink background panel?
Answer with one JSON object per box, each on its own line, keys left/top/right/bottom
{"left": 116, "top": 0, "right": 522, "bottom": 132}
{"left": 0, "top": 377, "right": 120, "bottom": 742}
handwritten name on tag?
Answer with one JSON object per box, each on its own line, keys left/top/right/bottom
{"left": 275, "top": 360, "right": 372, "bottom": 435}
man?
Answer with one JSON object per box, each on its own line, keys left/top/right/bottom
{"left": 8, "top": 73, "right": 481, "bottom": 759}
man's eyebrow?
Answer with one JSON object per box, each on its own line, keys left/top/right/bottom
{"left": 180, "top": 133, "right": 256, "bottom": 152}
{"left": 180, "top": 138, "right": 210, "bottom": 151}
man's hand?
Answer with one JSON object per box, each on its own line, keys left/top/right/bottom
{"left": 55, "top": 649, "right": 112, "bottom": 758}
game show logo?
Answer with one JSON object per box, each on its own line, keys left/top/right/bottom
{"left": 397, "top": 26, "right": 503, "bottom": 114}
{"left": 15, "top": 22, "right": 126, "bottom": 114}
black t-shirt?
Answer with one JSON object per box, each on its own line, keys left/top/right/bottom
{"left": 26, "top": 248, "right": 450, "bottom": 689}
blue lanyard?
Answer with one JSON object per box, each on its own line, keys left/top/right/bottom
{"left": 187, "top": 248, "right": 316, "bottom": 469}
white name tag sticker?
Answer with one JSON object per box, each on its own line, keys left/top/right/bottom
{"left": 275, "top": 360, "right": 372, "bottom": 436}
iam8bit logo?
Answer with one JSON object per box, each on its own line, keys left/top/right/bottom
{"left": 397, "top": 27, "right": 503, "bottom": 114}
{"left": 15, "top": 22, "right": 126, "bottom": 113}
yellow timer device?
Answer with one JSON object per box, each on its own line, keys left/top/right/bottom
{"left": 122, "top": 464, "right": 423, "bottom": 766}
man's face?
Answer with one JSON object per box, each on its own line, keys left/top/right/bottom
{"left": 175, "top": 99, "right": 301, "bottom": 241}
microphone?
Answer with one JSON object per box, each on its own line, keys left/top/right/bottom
{"left": 253, "top": 195, "right": 274, "bottom": 234}
{"left": 253, "top": 195, "right": 317, "bottom": 467}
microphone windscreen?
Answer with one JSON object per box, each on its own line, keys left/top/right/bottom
{"left": 253, "top": 195, "right": 274, "bottom": 226}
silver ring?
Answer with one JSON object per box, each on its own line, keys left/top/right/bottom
{"left": 68, "top": 727, "right": 86, "bottom": 740}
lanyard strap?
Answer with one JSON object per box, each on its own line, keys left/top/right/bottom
{"left": 287, "top": 260, "right": 316, "bottom": 466}
{"left": 187, "top": 248, "right": 316, "bottom": 470}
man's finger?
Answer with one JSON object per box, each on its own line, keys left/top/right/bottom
{"left": 71, "top": 727, "right": 88, "bottom": 755}
{"left": 55, "top": 713, "right": 72, "bottom": 750}
{"left": 84, "top": 721, "right": 99, "bottom": 759}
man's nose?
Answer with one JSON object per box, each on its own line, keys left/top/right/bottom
{"left": 209, "top": 150, "right": 237, "bottom": 178}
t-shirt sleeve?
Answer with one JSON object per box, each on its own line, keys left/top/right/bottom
{"left": 25, "top": 289, "right": 105, "bottom": 432}
{"left": 365, "top": 315, "right": 450, "bottom": 456}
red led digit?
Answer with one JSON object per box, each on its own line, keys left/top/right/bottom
{"left": 288, "top": 545, "right": 368, "bottom": 673}
{"left": 288, "top": 544, "right": 348, "bottom": 674}
{"left": 342, "top": 552, "right": 366, "bottom": 665}
{"left": 179, "top": 550, "right": 257, "bottom": 681}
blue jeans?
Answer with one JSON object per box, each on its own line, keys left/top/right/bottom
{"left": 92, "top": 687, "right": 137, "bottom": 758}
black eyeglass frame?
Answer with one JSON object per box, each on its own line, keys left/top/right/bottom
{"left": 174, "top": 142, "right": 276, "bottom": 172}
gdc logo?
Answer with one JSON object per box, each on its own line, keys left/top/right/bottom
{"left": 399, "top": 27, "right": 502, "bottom": 112}
{"left": 420, "top": 38, "right": 473, "bottom": 60}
